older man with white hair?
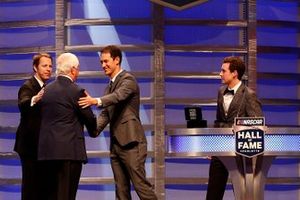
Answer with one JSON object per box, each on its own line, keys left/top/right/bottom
{"left": 38, "top": 52, "right": 98, "bottom": 200}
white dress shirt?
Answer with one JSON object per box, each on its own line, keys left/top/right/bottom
{"left": 223, "top": 81, "right": 241, "bottom": 116}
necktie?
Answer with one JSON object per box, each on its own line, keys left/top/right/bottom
{"left": 223, "top": 88, "right": 234, "bottom": 95}
{"left": 109, "top": 81, "right": 113, "bottom": 92}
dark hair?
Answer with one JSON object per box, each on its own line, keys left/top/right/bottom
{"left": 223, "top": 56, "right": 245, "bottom": 80}
{"left": 100, "top": 45, "right": 122, "bottom": 65}
{"left": 32, "top": 53, "right": 53, "bottom": 72}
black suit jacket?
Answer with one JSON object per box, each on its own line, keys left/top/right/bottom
{"left": 215, "top": 83, "right": 263, "bottom": 128}
{"left": 38, "top": 76, "right": 97, "bottom": 163}
{"left": 97, "top": 70, "right": 146, "bottom": 146}
{"left": 14, "top": 76, "right": 43, "bottom": 159}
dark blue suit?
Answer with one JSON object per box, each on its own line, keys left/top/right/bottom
{"left": 38, "top": 76, "right": 98, "bottom": 200}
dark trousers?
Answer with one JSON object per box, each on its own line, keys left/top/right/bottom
{"left": 20, "top": 158, "right": 43, "bottom": 200}
{"left": 206, "top": 156, "right": 229, "bottom": 200}
{"left": 111, "top": 140, "right": 157, "bottom": 200}
{"left": 40, "top": 160, "right": 82, "bottom": 200}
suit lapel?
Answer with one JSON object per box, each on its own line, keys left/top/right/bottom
{"left": 227, "top": 84, "right": 245, "bottom": 118}
{"left": 110, "top": 70, "right": 126, "bottom": 92}
{"left": 219, "top": 88, "right": 226, "bottom": 118}
{"left": 106, "top": 70, "right": 126, "bottom": 119}
{"left": 30, "top": 76, "right": 43, "bottom": 92}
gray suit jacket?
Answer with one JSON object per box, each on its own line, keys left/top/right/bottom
{"left": 97, "top": 70, "right": 146, "bottom": 146}
{"left": 215, "top": 83, "right": 263, "bottom": 128}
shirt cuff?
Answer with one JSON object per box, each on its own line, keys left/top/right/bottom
{"left": 96, "top": 97, "right": 102, "bottom": 107}
{"left": 30, "top": 96, "right": 36, "bottom": 107}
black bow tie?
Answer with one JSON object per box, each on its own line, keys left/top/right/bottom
{"left": 224, "top": 88, "right": 234, "bottom": 95}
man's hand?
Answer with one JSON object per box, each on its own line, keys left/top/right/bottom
{"left": 78, "top": 90, "right": 98, "bottom": 108}
{"left": 32, "top": 88, "right": 45, "bottom": 104}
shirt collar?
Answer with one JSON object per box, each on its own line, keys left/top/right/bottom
{"left": 34, "top": 75, "right": 45, "bottom": 88}
{"left": 110, "top": 69, "right": 123, "bottom": 83}
{"left": 59, "top": 75, "right": 74, "bottom": 82}
{"left": 229, "top": 81, "right": 242, "bottom": 94}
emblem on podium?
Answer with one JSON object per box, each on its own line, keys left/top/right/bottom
{"left": 233, "top": 117, "right": 266, "bottom": 158}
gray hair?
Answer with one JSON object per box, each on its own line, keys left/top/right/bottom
{"left": 55, "top": 53, "right": 79, "bottom": 76}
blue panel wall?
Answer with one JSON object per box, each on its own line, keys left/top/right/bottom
{"left": 0, "top": 0, "right": 299, "bottom": 200}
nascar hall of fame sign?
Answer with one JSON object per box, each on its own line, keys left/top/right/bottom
{"left": 233, "top": 117, "right": 266, "bottom": 158}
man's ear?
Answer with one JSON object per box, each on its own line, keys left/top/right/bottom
{"left": 33, "top": 66, "right": 37, "bottom": 72}
{"left": 70, "top": 67, "right": 76, "bottom": 75}
{"left": 115, "top": 56, "right": 120, "bottom": 65}
{"left": 233, "top": 70, "right": 238, "bottom": 78}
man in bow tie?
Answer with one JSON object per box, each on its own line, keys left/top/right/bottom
{"left": 206, "top": 56, "right": 263, "bottom": 200}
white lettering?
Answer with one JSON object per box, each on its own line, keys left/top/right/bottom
{"left": 238, "top": 141, "right": 263, "bottom": 149}
{"left": 237, "top": 131, "right": 262, "bottom": 139}
{"left": 239, "top": 119, "right": 263, "bottom": 125}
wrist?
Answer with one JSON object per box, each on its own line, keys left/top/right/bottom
{"left": 92, "top": 98, "right": 98, "bottom": 105}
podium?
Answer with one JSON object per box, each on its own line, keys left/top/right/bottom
{"left": 167, "top": 127, "right": 300, "bottom": 200}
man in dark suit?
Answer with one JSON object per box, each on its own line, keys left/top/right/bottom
{"left": 79, "top": 45, "right": 157, "bottom": 200}
{"left": 14, "top": 53, "right": 53, "bottom": 200}
{"left": 38, "top": 52, "right": 98, "bottom": 200}
{"left": 206, "top": 56, "right": 263, "bottom": 200}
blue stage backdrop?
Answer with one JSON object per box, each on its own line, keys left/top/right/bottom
{"left": 0, "top": 0, "right": 299, "bottom": 200}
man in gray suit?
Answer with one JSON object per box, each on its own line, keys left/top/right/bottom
{"left": 79, "top": 45, "right": 157, "bottom": 200}
{"left": 206, "top": 56, "right": 263, "bottom": 200}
